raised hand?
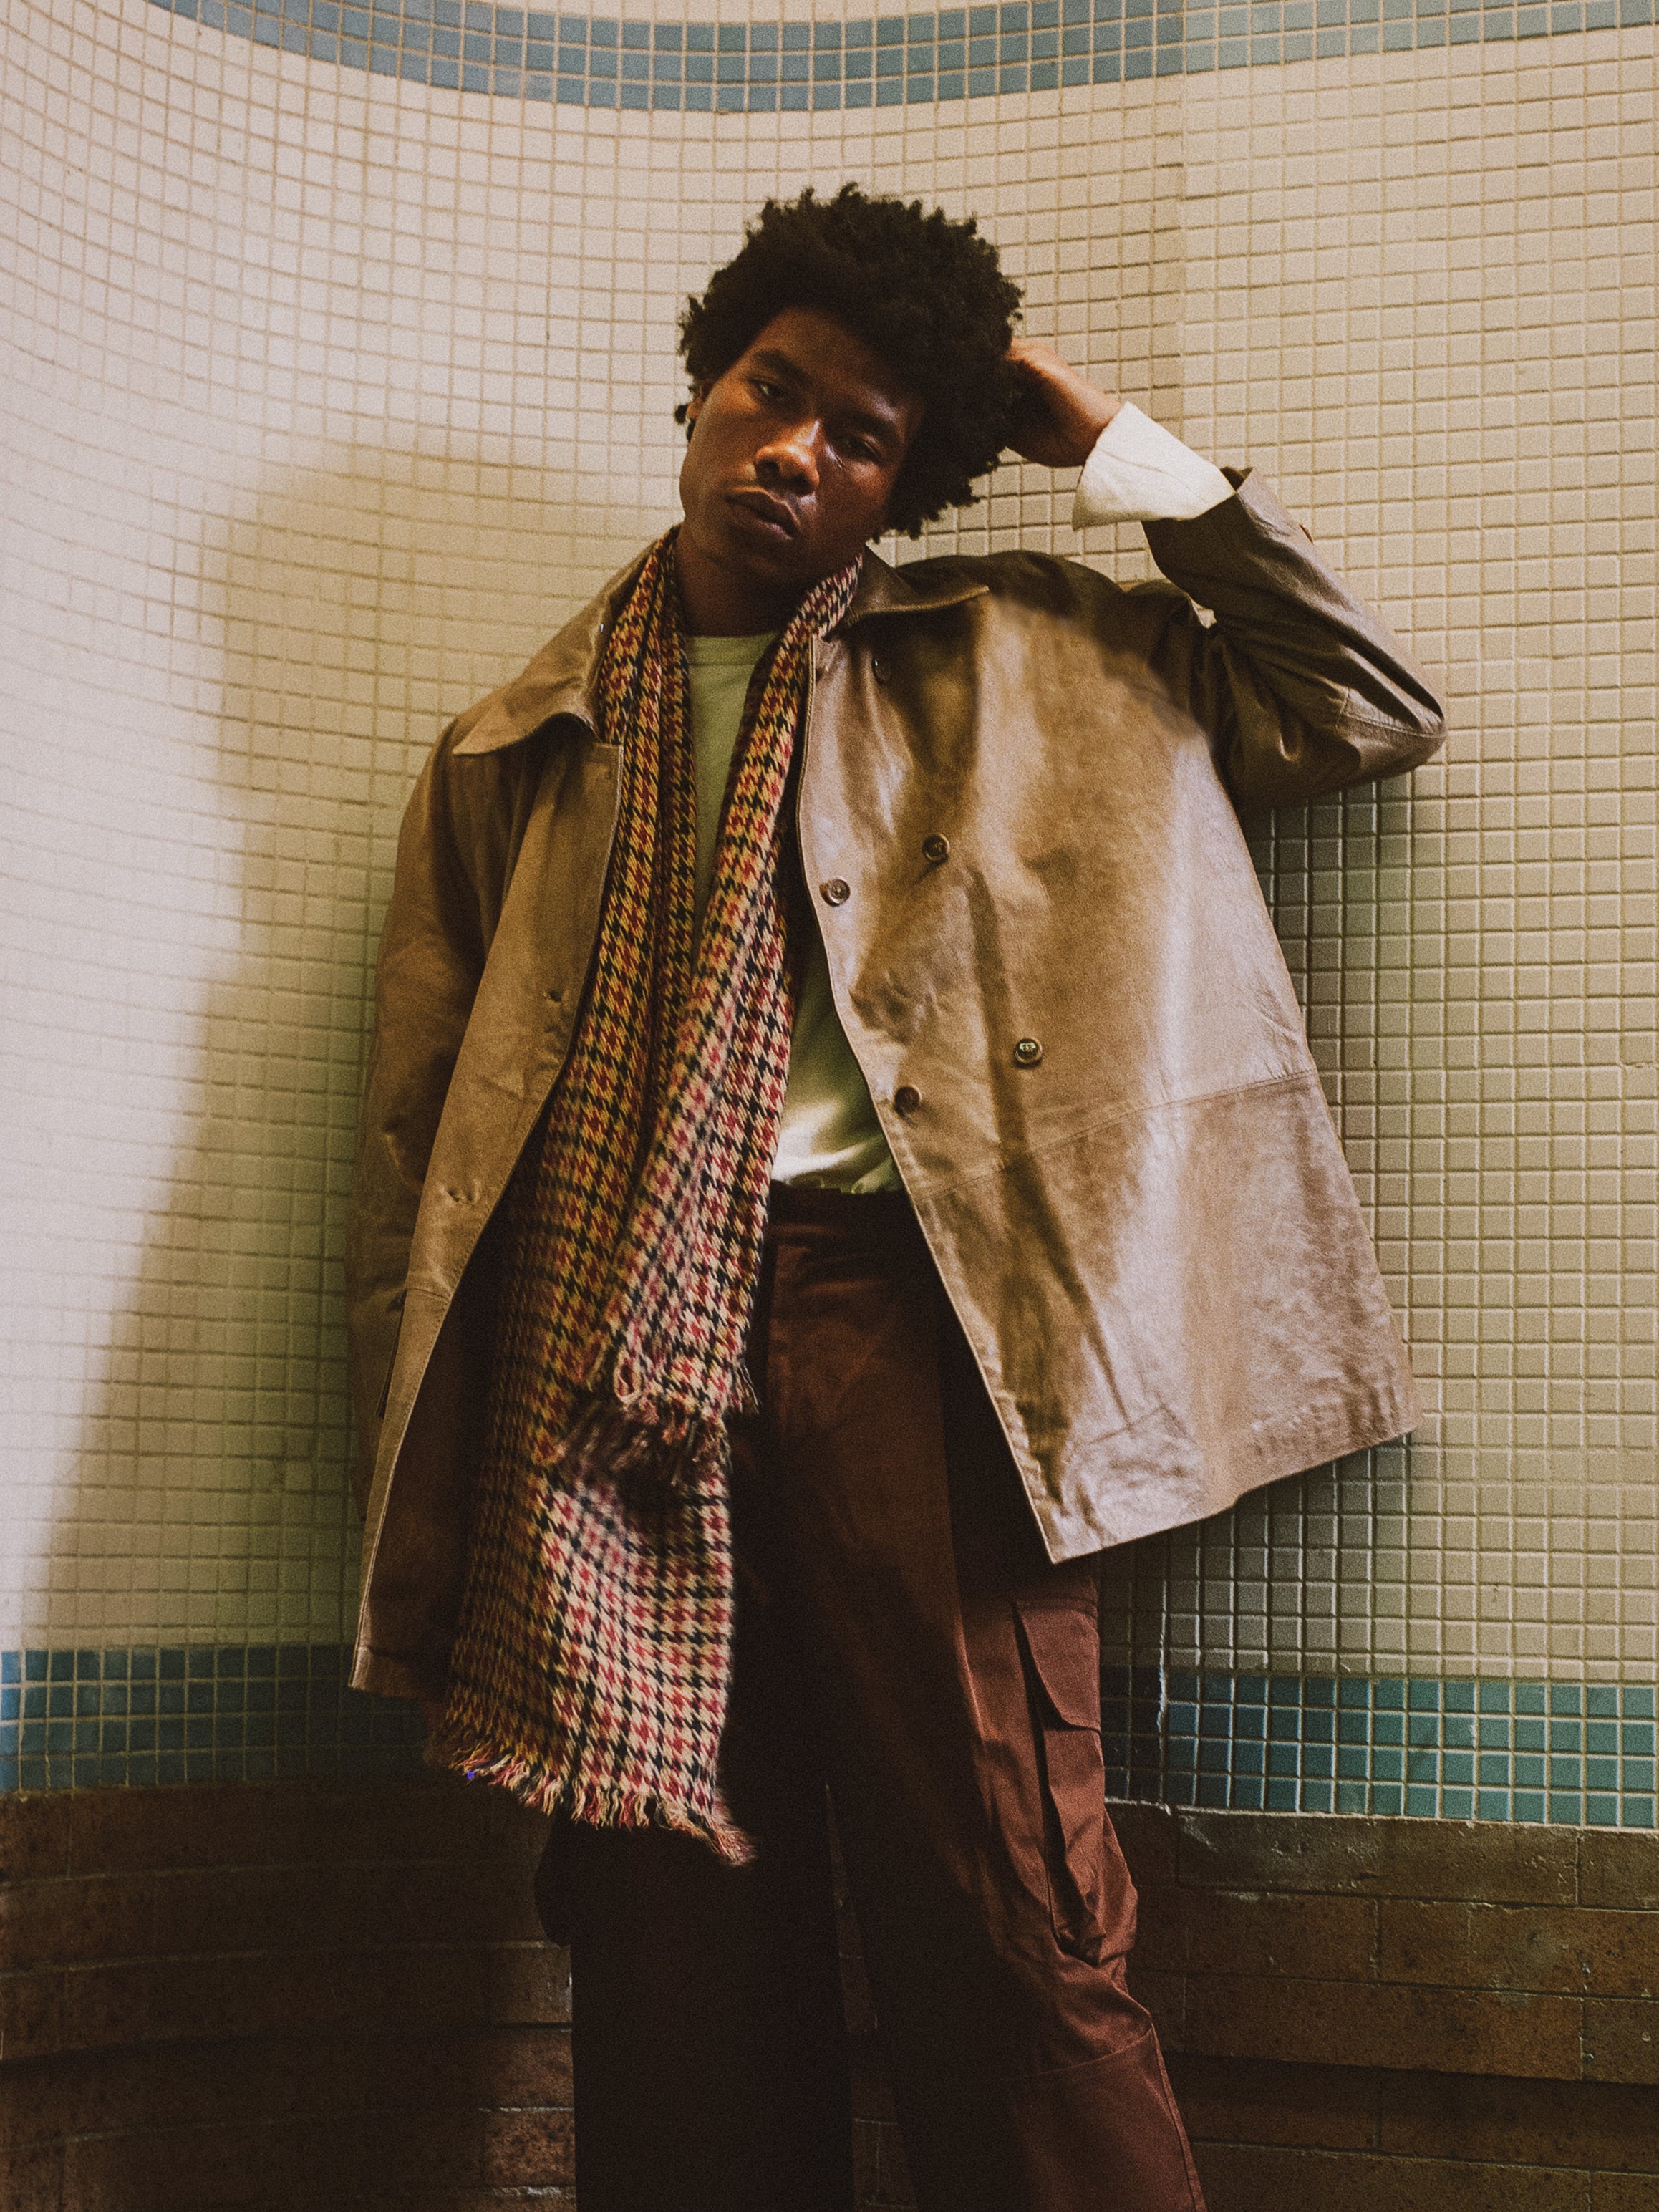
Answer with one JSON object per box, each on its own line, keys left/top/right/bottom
{"left": 1004, "top": 339, "right": 1122, "bottom": 470}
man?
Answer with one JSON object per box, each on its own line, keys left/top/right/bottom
{"left": 346, "top": 185, "right": 1443, "bottom": 2212}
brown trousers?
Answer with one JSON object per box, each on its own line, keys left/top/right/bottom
{"left": 541, "top": 1187, "right": 1205, "bottom": 2212}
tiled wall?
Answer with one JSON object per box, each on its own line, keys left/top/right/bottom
{"left": 140, "top": 0, "right": 1658, "bottom": 103}
{"left": 1103, "top": 1667, "right": 1657, "bottom": 1826}
{"left": 1, "top": 1778, "right": 571, "bottom": 2206}
{"left": 4, "top": 0, "right": 1654, "bottom": 1810}
{"left": 7, "top": 1783, "right": 1655, "bottom": 2208}
{"left": 6, "top": 1643, "right": 1655, "bottom": 1832}
{"left": 0, "top": 1645, "right": 424, "bottom": 1794}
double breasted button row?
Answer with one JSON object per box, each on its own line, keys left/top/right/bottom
{"left": 891, "top": 1040, "right": 1043, "bottom": 1121}
{"left": 817, "top": 871, "right": 1039, "bottom": 1095}
{"left": 821, "top": 838, "right": 949, "bottom": 907}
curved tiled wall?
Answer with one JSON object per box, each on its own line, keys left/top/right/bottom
{"left": 146, "top": 0, "right": 1650, "bottom": 103}
{"left": 4, "top": 0, "right": 1655, "bottom": 1820}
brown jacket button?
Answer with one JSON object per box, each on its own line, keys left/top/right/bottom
{"left": 893, "top": 1084, "right": 921, "bottom": 1116}
{"left": 1012, "top": 1037, "right": 1043, "bottom": 1068}
{"left": 922, "top": 834, "right": 950, "bottom": 864}
{"left": 821, "top": 878, "right": 851, "bottom": 906}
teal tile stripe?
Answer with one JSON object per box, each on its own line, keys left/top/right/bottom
{"left": 0, "top": 1645, "right": 426, "bottom": 1794}
{"left": 1106, "top": 1666, "right": 1658, "bottom": 1828}
{"left": 145, "top": 0, "right": 1648, "bottom": 107}
{"left": 3, "top": 1645, "right": 1655, "bottom": 1825}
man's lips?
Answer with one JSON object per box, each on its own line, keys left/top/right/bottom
{"left": 725, "top": 485, "right": 799, "bottom": 538}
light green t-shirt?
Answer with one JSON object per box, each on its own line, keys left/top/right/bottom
{"left": 685, "top": 632, "right": 900, "bottom": 1195}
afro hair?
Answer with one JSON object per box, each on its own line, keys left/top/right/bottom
{"left": 677, "top": 184, "right": 1023, "bottom": 538}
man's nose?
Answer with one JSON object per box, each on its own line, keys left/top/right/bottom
{"left": 756, "top": 420, "right": 821, "bottom": 491}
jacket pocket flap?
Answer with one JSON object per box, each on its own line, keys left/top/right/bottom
{"left": 1015, "top": 1604, "right": 1101, "bottom": 1730}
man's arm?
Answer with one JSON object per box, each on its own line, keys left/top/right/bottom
{"left": 344, "top": 726, "right": 493, "bottom": 1515}
{"left": 1007, "top": 343, "right": 1446, "bottom": 803}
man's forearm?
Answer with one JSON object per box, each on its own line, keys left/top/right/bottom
{"left": 1145, "top": 470, "right": 1446, "bottom": 802}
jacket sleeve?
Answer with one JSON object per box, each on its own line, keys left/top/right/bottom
{"left": 1139, "top": 468, "right": 1446, "bottom": 804}
{"left": 342, "top": 724, "right": 494, "bottom": 1515}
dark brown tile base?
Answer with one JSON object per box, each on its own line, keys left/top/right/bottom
{"left": 3, "top": 1787, "right": 1655, "bottom": 2211}
{"left": 0, "top": 1779, "right": 569, "bottom": 2212}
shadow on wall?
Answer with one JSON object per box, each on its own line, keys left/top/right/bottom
{"left": 47, "top": 448, "right": 659, "bottom": 1695}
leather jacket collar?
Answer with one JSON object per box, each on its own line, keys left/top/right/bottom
{"left": 453, "top": 545, "right": 989, "bottom": 759}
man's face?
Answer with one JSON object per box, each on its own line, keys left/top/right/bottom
{"left": 677, "top": 306, "right": 924, "bottom": 632}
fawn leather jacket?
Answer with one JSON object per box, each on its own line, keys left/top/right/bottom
{"left": 345, "top": 470, "right": 1445, "bottom": 1699}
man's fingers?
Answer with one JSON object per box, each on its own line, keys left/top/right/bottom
{"left": 1007, "top": 335, "right": 1069, "bottom": 372}
{"left": 1002, "top": 343, "right": 1120, "bottom": 468}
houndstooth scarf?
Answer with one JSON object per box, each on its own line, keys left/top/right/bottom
{"left": 429, "top": 533, "right": 862, "bottom": 1859}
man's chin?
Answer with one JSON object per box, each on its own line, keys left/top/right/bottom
{"left": 715, "top": 510, "right": 812, "bottom": 583}
{"left": 708, "top": 528, "right": 813, "bottom": 597}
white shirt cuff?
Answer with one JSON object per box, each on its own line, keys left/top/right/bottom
{"left": 1070, "top": 402, "right": 1234, "bottom": 528}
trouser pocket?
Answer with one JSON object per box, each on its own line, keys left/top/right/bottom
{"left": 1013, "top": 1601, "right": 1121, "bottom": 1967}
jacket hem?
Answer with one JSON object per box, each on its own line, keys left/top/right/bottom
{"left": 1035, "top": 1383, "right": 1422, "bottom": 1563}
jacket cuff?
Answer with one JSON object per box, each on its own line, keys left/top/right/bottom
{"left": 1141, "top": 463, "right": 1307, "bottom": 568}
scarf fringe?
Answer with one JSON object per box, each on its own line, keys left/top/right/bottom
{"left": 423, "top": 1709, "right": 755, "bottom": 1865}
{"left": 429, "top": 1388, "right": 750, "bottom": 1860}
